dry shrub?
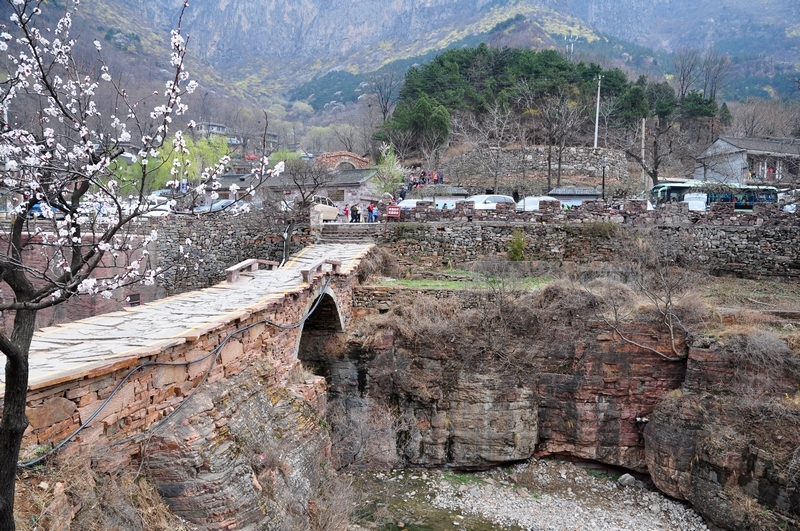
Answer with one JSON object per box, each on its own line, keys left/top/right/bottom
{"left": 725, "top": 329, "right": 800, "bottom": 395}
{"left": 287, "top": 362, "right": 318, "bottom": 385}
{"left": 532, "top": 280, "right": 600, "bottom": 322}
{"left": 787, "top": 331, "right": 800, "bottom": 353}
{"left": 327, "top": 400, "right": 401, "bottom": 472}
{"left": 585, "top": 277, "right": 638, "bottom": 310}
{"left": 668, "top": 292, "right": 712, "bottom": 328}
{"left": 308, "top": 470, "right": 354, "bottom": 531}
{"left": 367, "top": 292, "right": 463, "bottom": 349}
{"left": 357, "top": 247, "right": 401, "bottom": 283}
{"left": 15, "top": 455, "right": 192, "bottom": 531}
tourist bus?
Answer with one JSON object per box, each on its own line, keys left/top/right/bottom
{"left": 649, "top": 181, "right": 779, "bottom": 211}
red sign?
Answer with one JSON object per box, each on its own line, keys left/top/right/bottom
{"left": 387, "top": 205, "right": 401, "bottom": 218}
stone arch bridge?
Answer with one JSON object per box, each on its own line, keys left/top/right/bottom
{"left": 1, "top": 242, "right": 374, "bottom": 527}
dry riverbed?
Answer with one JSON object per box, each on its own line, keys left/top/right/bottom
{"left": 350, "top": 458, "right": 708, "bottom": 531}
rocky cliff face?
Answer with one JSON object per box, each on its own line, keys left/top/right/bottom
{"left": 144, "top": 366, "right": 332, "bottom": 529}
{"left": 333, "top": 291, "right": 800, "bottom": 531}
{"left": 331, "top": 317, "right": 688, "bottom": 472}
{"left": 645, "top": 337, "right": 800, "bottom": 530}
{"left": 5, "top": 0, "right": 797, "bottom": 99}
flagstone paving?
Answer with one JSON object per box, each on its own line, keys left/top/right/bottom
{"left": 0, "top": 243, "right": 374, "bottom": 391}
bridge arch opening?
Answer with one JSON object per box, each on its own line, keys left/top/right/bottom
{"left": 297, "top": 290, "right": 347, "bottom": 381}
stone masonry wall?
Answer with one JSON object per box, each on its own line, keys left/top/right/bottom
{"left": 17, "top": 272, "right": 353, "bottom": 528}
{"left": 0, "top": 211, "right": 311, "bottom": 330}
{"left": 441, "top": 146, "right": 629, "bottom": 183}
{"left": 368, "top": 201, "right": 800, "bottom": 280}
{"left": 155, "top": 210, "right": 312, "bottom": 294}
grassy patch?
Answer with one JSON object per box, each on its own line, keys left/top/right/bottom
{"left": 374, "top": 277, "right": 551, "bottom": 290}
{"left": 442, "top": 471, "right": 486, "bottom": 486}
{"left": 586, "top": 469, "right": 620, "bottom": 482}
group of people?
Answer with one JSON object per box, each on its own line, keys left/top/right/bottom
{"left": 342, "top": 202, "right": 378, "bottom": 223}
{"left": 407, "top": 169, "right": 444, "bottom": 191}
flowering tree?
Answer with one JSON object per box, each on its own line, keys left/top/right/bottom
{"left": 0, "top": 1, "right": 278, "bottom": 527}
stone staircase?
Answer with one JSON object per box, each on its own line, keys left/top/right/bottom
{"left": 318, "top": 222, "right": 383, "bottom": 243}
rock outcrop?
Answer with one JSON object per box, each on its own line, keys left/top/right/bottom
{"left": 645, "top": 337, "right": 800, "bottom": 530}
{"left": 144, "top": 368, "right": 331, "bottom": 530}
{"left": 335, "top": 320, "right": 687, "bottom": 472}
{"left": 338, "top": 290, "right": 800, "bottom": 530}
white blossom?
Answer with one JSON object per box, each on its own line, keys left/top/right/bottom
{"left": 77, "top": 278, "right": 97, "bottom": 294}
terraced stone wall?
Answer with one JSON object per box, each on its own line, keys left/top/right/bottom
{"left": 379, "top": 202, "right": 800, "bottom": 280}
{"left": 440, "top": 146, "right": 629, "bottom": 184}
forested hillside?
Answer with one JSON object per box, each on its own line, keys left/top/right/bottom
{"left": 1, "top": 0, "right": 797, "bottom": 104}
{"left": 378, "top": 44, "right": 741, "bottom": 188}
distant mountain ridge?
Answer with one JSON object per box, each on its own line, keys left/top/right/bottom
{"left": 5, "top": 0, "right": 798, "bottom": 102}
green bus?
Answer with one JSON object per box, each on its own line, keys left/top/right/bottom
{"left": 649, "top": 181, "right": 778, "bottom": 211}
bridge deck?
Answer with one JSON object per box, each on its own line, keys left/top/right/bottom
{"left": 0, "top": 243, "right": 374, "bottom": 391}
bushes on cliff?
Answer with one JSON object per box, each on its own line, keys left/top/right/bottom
{"left": 361, "top": 279, "right": 605, "bottom": 378}
{"left": 14, "top": 456, "right": 191, "bottom": 531}
{"left": 357, "top": 247, "right": 402, "bottom": 283}
{"left": 726, "top": 330, "right": 800, "bottom": 396}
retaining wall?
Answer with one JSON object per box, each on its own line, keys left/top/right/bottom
{"left": 366, "top": 201, "right": 800, "bottom": 279}
{"left": 441, "top": 146, "right": 629, "bottom": 184}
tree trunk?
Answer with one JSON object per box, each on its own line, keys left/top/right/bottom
{"left": 280, "top": 220, "right": 295, "bottom": 266}
{"left": 547, "top": 142, "right": 553, "bottom": 192}
{"left": 0, "top": 309, "right": 36, "bottom": 531}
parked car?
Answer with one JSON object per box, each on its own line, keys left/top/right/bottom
{"left": 27, "top": 202, "right": 65, "bottom": 220}
{"left": 194, "top": 199, "right": 236, "bottom": 213}
{"left": 124, "top": 195, "right": 171, "bottom": 216}
{"left": 464, "top": 194, "right": 516, "bottom": 210}
{"left": 310, "top": 195, "right": 339, "bottom": 221}
{"left": 682, "top": 192, "right": 708, "bottom": 212}
{"left": 515, "top": 196, "right": 560, "bottom": 211}
{"left": 141, "top": 203, "right": 174, "bottom": 217}
{"left": 397, "top": 199, "right": 421, "bottom": 211}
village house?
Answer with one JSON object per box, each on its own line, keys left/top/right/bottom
{"left": 263, "top": 167, "right": 380, "bottom": 211}
{"left": 548, "top": 186, "right": 601, "bottom": 207}
{"left": 313, "top": 151, "right": 371, "bottom": 170}
{"left": 194, "top": 121, "right": 279, "bottom": 153}
{"left": 694, "top": 136, "right": 800, "bottom": 185}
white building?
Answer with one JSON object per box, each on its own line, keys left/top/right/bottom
{"left": 694, "top": 136, "right": 800, "bottom": 185}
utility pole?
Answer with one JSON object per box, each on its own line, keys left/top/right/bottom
{"left": 602, "top": 155, "right": 606, "bottom": 201}
{"left": 565, "top": 34, "right": 579, "bottom": 63}
{"left": 593, "top": 74, "right": 602, "bottom": 149}
{"left": 641, "top": 117, "right": 647, "bottom": 187}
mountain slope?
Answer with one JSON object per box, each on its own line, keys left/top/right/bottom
{"left": 5, "top": 0, "right": 798, "bottom": 103}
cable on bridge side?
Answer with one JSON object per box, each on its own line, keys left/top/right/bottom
{"left": 18, "top": 275, "right": 335, "bottom": 469}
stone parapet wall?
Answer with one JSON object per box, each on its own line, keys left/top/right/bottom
{"left": 375, "top": 202, "right": 800, "bottom": 280}
{"left": 441, "top": 146, "right": 629, "bottom": 183}
{"left": 155, "top": 211, "right": 312, "bottom": 294}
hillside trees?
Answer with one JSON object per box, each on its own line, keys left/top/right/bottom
{"left": 368, "top": 69, "right": 403, "bottom": 123}
{"left": 537, "top": 90, "right": 588, "bottom": 189}
{"left": 383, "top": 43, "right": 732, "bottom": 186}
{"left": 454, "top": 102, "right": 517, "bottom": 192}
{"left": 0, "top": 2, "right": 275, "bottom": 528}
{"left": 613, "top": 76, "right": 720, "bottom": 186}
{"left": 383, "top": 46, "right": 591, "bottom": 165}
